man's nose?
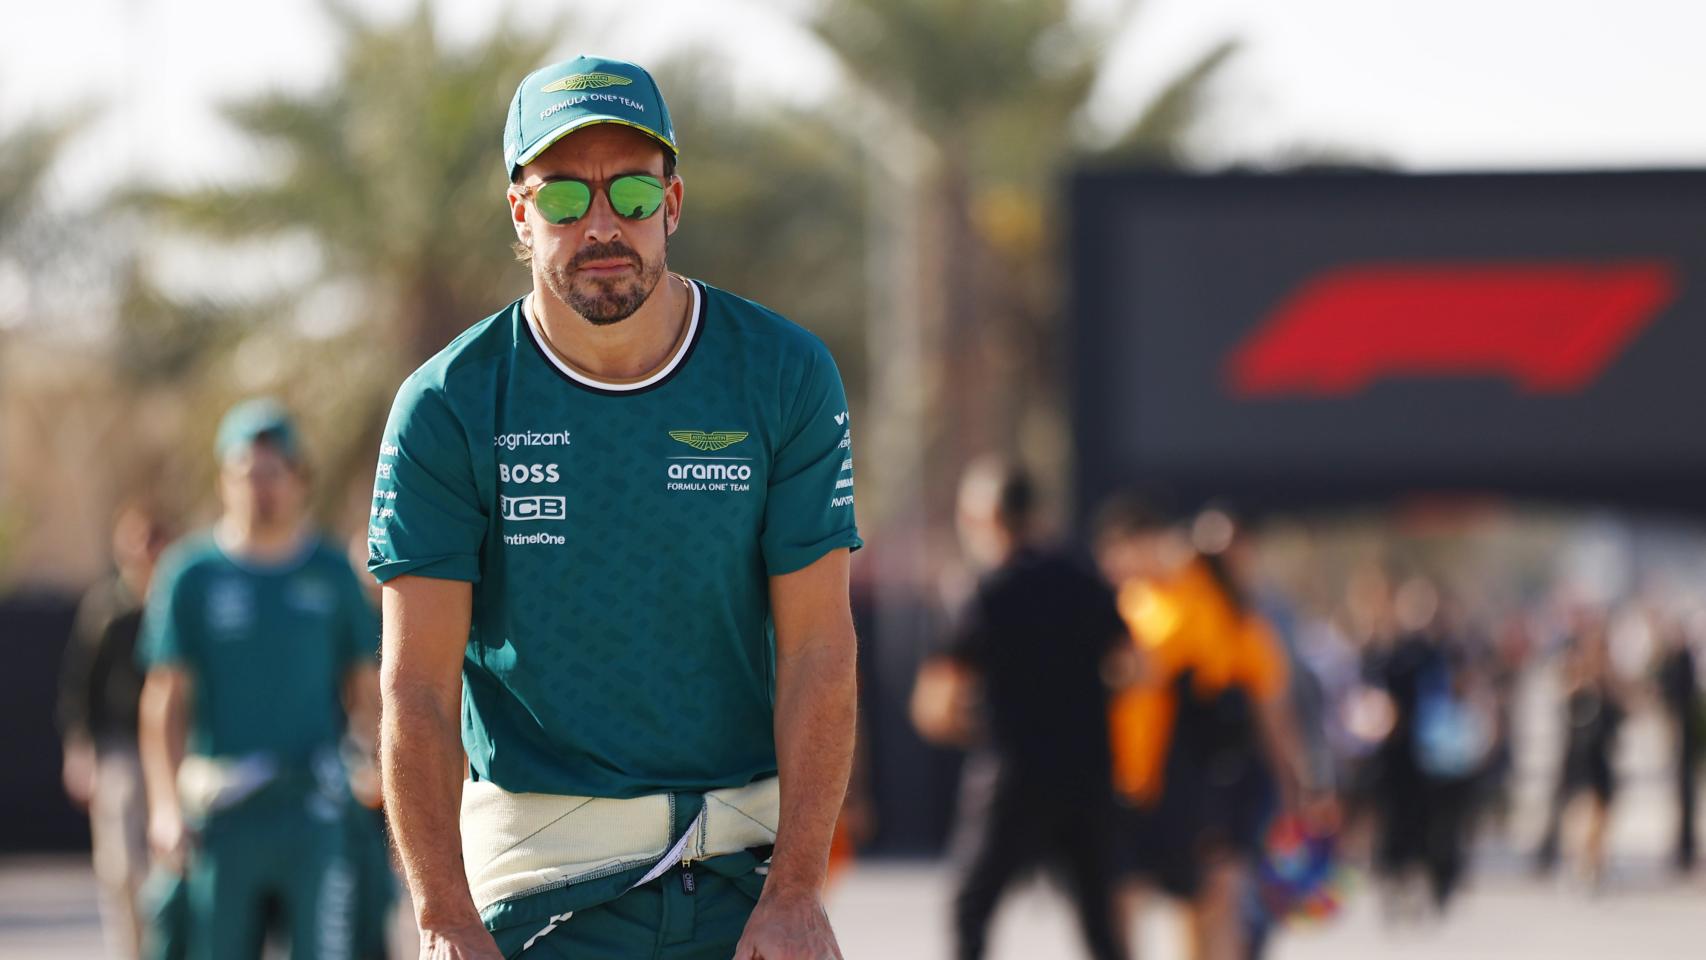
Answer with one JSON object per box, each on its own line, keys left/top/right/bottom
{"left": 578, "top": 189, "right": 622, "bottom": 245}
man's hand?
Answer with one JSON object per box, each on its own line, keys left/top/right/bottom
{"left": 733, "top": 887, "right": 843, "bottom": 960}
{"left": 909, "top": 656, "right": 979, "bottom": 747}
{"left": 61, "top": 737, "right": 96, "bottom": 810}
{"left": 147, "top": 804, "right": 188, "bottom": 873}
{"left": 418, "top": 920, "right": 504, "bottom": 959}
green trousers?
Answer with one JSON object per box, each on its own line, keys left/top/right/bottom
{"left": 491, "top": 865, "right": 761, "bottom": 959}
{"left": 145, "top": 797, "right": 353, "bottom": 960}
{"left": 485, "top": 791, "right": 766, "bottom": 958}
{"left": 143, "top": 797, "right": 383, "bottom": 960}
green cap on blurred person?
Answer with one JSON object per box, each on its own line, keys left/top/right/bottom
{"left": 503, "top": 55, "right": 677, "bottom": 180}
{"left": 216, "top": 398, "right": 301, "bottom": 464}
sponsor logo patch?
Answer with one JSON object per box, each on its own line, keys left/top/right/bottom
{"left": 669, "top": 430, "right": 748, "bottom": 452}
{"left": 499, "top": 463, "right": 561, "bottom": 484}
{"left": 541, "top": 72, "right": 633, "bottom": 93}
{"left": 501, "top": 495, "right": 567, "bottom": 522}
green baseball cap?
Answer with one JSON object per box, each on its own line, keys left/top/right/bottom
{"left": 503, "top": 55, "right": 677, "bottom": 180}
{"left": 215, "top": 398, "right": 301, "bottom": 464}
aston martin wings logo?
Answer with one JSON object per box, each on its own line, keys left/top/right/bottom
{"left": 541, "top": 73, "right": 634, "bottom": 93}
{"left": 669, "top": 430, "right": 749, "bottom": 452}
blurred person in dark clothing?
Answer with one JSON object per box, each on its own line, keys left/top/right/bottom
{"left": 57, "top": 499, "right": 173, "bottom": 959}
{"left": 1365, "top": 576, "right": 1492, "bottom": 917}
{"left": 1095, "top": 500, "right": 1316, "bottom": 960}
{"left": 912, "top": 459, "right": 1132, "bottom": 960}
{"left": 1535, "top": 611, "right": 1626, "bottom": 888}
{"left": 1656, "top": 619, "right": 1698, "bottom": 873}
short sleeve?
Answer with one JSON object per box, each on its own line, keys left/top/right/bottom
{"left": 760, "top": 343, "right": 863, "bottom": 575}
{"left": 136, "top": 552, "right": 194, "bottom": 672}
{"left": 367, "top": 376, "right": 486, "bottom": 584}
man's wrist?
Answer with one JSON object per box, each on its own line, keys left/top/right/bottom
{"left": 414, "top": 893, "right": 486, "bottom": 931}
{"left": 759, "top": 862, "right": 826, "bottom": 900}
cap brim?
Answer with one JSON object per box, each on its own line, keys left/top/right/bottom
{"left": 513, "top": 115, "right": 677, "bottom": 172}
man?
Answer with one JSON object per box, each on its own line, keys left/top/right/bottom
{"left": 137, "top": 400, "right": 380, "bottom": 960}
{"left": 911, "top": 460, "right": 1130, "bottom": 960}
{"left": 1657, "top": 621, "right": 1699, "bottom": 872}
{"left": 368, "top": 55, "right": 861, "bottom": 959}
{"left": 57, "top": 499, "right": 172, "bottom": 958}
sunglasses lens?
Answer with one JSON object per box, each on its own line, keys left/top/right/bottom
{"left": 534, "top": 180, "right": 592, "bottom": 224}
{"left": 608, "top": 175, "right": 665, "bottom": 220}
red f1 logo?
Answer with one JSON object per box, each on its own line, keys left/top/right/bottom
{"left": 1225, "top": 262, "right": 1679, "bottom": 397}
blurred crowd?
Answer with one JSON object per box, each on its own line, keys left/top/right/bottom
{"left": 910, "top": 460, "right": 1706, "bottom": 960}
{"left": 46, "top": 417, "right": 1706, "bottom": 960}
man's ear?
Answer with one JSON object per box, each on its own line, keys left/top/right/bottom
{"left": 507, "top": 184, "right": 532, "bottom": 248}
{"left": 663, "top": 174, "right": 684, "bottom": 237}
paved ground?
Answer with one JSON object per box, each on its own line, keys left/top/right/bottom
{"left": 6, "top": 850, "right": 1705, "bottom": 959}
{"left": 7, "top": 666, "right": 1704, "bottom": 958}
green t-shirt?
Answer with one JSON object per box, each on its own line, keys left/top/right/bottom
{"left": 137, "top": 532, "right": 378, "bottom": 761}
{"left": 367, "top": 279, "right": 861, "bottom": 799}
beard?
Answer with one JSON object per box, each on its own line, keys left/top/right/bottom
{"left": 541, "top": 239, "right": 667, "bottom": 326}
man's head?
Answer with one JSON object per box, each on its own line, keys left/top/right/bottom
{"left": 110, "top": 497, "right": 172, "bottom": 595}
{"left": 1091, "top": 493, "right": 1177, "bottom": 585}
{"left": 503, "top": 56, "right": 682, "bottom": 326}
{"left": 956, "top": 457, "right": 1037, "bottom": 569}
{"left": 214, "top": 399, "right": 308, "bottom": 532}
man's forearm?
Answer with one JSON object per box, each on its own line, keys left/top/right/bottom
{"left": 381, "top": 683, "right": 479, "bottom": 927}
{"left": 766, "top": 633, "right": 857, "bottom": 894}
{"left": 138, "top": 671, "right": 187, "bottom": 819}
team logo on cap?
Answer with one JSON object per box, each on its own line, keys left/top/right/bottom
{"left": 669, "top": 430, "right": 748, "bottom": 452}
{"left": 541, "top": 72, "right": 633, "bottom": 93}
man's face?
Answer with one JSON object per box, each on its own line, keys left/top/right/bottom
{"left": 219, "top": 441, "right": 307, "bottom": 531}
{"left": 1095, "top": 529, "right": 1168, "bottom": 585}
{"left": 508, "top": 124, "right": 683, "bottom": 325}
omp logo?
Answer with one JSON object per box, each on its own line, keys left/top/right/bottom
{"left": 1225, "top": 261, "right": 1678, "bottom": 397}
{"left": 669, "top": 430, "right": 748, "bottom": 452}
{"left": 541, "top": 72, "right": 633, "bottom": 93}
{"left": 501, "top": 495, "right": 567, "bottom": 522}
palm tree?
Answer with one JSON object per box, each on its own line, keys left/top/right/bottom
{"left": 135, "top": 0, "right": 553, "bottom": 367}
{"left": 0, "top": 108, "right": 82, "bottom": 326}
{"left": 657, "top": 55, "right": 869, "bottom": 392}
{"left": 121, "top": 2, "right": 562, "bottom": 526}
{"left": 808, "top": 0, "right": 1238, "bottom": 531}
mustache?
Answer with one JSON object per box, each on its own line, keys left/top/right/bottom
{"left": 570, "top": 242, "right": 641, "bottom": 270}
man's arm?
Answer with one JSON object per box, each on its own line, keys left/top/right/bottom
{"left": 56, "top": 592, "right": 103, "bottom": 809}
{"left": 344, "top": 664, "right": 383, "bottom": 807}
{"left": 734, "top": 548, "right": 856, "bottom": 960}
{"left": 910, "top": 655, "right": 979, "bottom": 747}
{"left": 379, "top": 575, "right": 500, "bottom": 958}
{"left": 138, "top": 667, "right": 191, "bottom": 869}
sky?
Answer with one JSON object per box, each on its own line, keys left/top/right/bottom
{"left": 6, "top": 0, "right": 1706, "bottom": 195}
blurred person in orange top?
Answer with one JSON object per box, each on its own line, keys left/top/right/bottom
{"left": 1093, "top": 497, "right": 1316, "bottom": 960}
{"left": 913, "top": 459, "right": 1134, "bottom": 960}
{"left": 56, "top": 499, "right": 174, "bottom": 959}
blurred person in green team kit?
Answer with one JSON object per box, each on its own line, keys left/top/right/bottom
{"left": 136, "top": 400, "right": 381, "bottom": 960}
{"left": 369, "top": 55, "right": 861, "bottom": 959}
